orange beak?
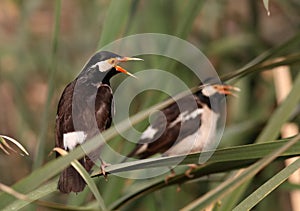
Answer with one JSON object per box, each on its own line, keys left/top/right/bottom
{"left": 213, "top": 84, "right": 240, "bottom": 96}
{"left": 115, "top": 57, "right": 143, "bottom": 78}
{"left": 115, "top": 65, "right": 138, "bottom": 78}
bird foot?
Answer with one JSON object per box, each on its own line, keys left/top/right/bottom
{"left": 185, "top": 164, "right": 199, "bottom": 178}
{"left": 100, "top": 160, "right": 111, "bottom": 181}
{"left": 165, "top": 169, "right": 176, "bottom": 184}
{"left": 176, "top": 184, "right": 181, "bottom": 192}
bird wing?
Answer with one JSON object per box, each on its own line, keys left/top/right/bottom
{"left": 55, "top": 81, "right": 113, "bottom": 151}
{"left": 95, "top": 84, "right": 114, "bottom": 132}
{"left": 55, "top": 81, "right": 76, "bottom": 151}
{"left": 126, "top": 100, "right": 180, "bottom": 158}
{"left": 127, "top": 94, "right": 202, "bottom": 159}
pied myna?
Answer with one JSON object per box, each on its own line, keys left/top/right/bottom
{"left": 55, "top": 51, "right": 142, "bottom": 193}
{"left": 125, "top": 83, "right": 238, "bottom": 166}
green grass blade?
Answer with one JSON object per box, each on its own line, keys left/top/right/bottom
{"left": 2, "top": 137, "right": 300, "bottom": 210}
{"left": 108, "top": 138, "right": 300, "bottom": 209}
{"left": 68, "top": 160, "right": 107, "bottom": 211}
{"left": 97, "top": 0, "right": 132, "bottom": 48}
{"left": 3, "top": 182, "right": 56, "bottom": 211}
{"left": 213, "top": 180, "right": 251, "bottom": 211}
{"left": 3, "top": 180, "right": 98, "bottom": 210}
{"left": 33, "top": 0, "right": 61, "bottom": 169}
{"left": 216, "top": 63, "right": 300, "bottom": 210}
{"left": 256, "top": 72, "right": 300, "bottom": 143}
{"left": 179, "top": 134, "right": 300, "bottom": 211}
{"left": 95, "top": 139, "right": 300, "bottom": 175}
{"left": 174, "top": 0, "right": 205, "bottom": 39}
{"left": 221, "top": 32, "right": 300, "bottom": 81}
{"left": 2, "top": 180, "right": 97, "bottom": 211}
{"left": 234, "top": 157, "right": 300, "bottom": 211}
{"left": 222, "top": 53, "right": 300, "bottom": 82}
{"left": 3, "top": 154, "right": 107, "bottom": 211}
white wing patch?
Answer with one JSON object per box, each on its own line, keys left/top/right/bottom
{"left": 170, "top": 111, "right": 188, "bottom": 127}
{"left": 183, "top": 108, "right": 203, "bottom": 121}
{"left": 170, "top": 109, "right": 203, "bottom": 127}
{"left": 63, "top": 131, "right": 87, "bottom": 150}
{"left": 140, "top": 126, "right": 158, "bottom": 140}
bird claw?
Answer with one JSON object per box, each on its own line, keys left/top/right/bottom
{"left": 185, "top": 164, "right": 199, "bottom": 178}
{"left": 165, "top": 169, "right": 176, "bottom": 184}
{"left": 176, "top": 184, "right": 181, "bottom": 192}
{"left": 100, "top": 160, "right": 111, "bottom": 180}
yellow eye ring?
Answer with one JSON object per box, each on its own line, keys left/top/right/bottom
{"left": 108, "top": 58, "right": 116, "bottom": 65}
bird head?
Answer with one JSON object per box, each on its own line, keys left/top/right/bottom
{"left": 80, "top": 51, "right": 143, "bottom": 83}
{"left": 196, "top": 83, "right": 239, "bottom": 111}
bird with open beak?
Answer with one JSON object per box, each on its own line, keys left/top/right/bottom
{"left": 55, "top": 51, "right": 142, "bottom": 193}
{"left": 124, "top": 82, "right": 239, "bottom": 178}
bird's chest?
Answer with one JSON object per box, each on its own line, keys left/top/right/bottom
{"left": 56, "top": 83, "right": 114, "bottom": 151}
{"left": 164, "top": 105, "right": 219, "bottom": 156}
{"left": 72, "top": 85, "right": 113, "bottom": 131}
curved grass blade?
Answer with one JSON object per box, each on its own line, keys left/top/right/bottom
{"left": 221, "top": 32, "right": 300, "bottom": 81}
{"left": 0, "top": 183, "right": 28, "bottom": 202}
{"left": 93, "top": 139, "right": 300, "bottom": 176}
{"left": 97, "top": 0, "right": 132, "bottom": 48}
{"left": 0, "top": 135, "right": 29, "bottom": 156}
{"left": 256, "top": 72, "right": 300, "bottom": 143}
{"left": 53, "top": 148, "right": 107, "bottom": 211}
{"left": 234, "top": 157, "right": 300, "bottom": 210}
{"left": 214, "top": 71, "right": 300, "bottom": 210}
{"left": 3, "top": 182, "right": 56, "bottom": 211}
{"left": 2, "top": 180, "right": 97, "bottom": 211}
{"left": 179, "top": 134, "right": 300, "bottom": 211}
{"left": 221, "top": 54, "right": 300, "bottom": 83}
{"left": 108, "top": 138, "right": 300, "bottom": 209}
{"left": 2, "top": 138, "right": 300, "bottom": 210}
{"left": 0, "top": 137, "right": 300, "bottom": 209}
{"left": 34, "top": 0, "right": 61, "bottom": 169}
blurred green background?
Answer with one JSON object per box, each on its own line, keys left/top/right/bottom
{"left": 0, "top": 0, "right": 299, "bottom": 210}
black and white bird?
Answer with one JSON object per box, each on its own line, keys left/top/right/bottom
{"left": 125, "top": 83, "right": 238, "bottom": 161}
{"left": 55, "top": 51, "right": 142, "bottom": 193}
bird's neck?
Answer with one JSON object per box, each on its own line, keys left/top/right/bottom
{"left": 196, "top": 91, "right": 211, "bottom": 108}
{"left": 196, "top": 91, "right": 224, "bottom": 113}
{"left": 76, "top": 71, "right": 113, "bottom": 88}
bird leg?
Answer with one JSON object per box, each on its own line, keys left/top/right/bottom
{"left": 100, "top": 159, "right": 110, "bottom": 180}
{"left": 185, "top": 164, "right": 199, "bottom": 178}
{"left": 165, "top": 168, "right": 176, "bottom": 184}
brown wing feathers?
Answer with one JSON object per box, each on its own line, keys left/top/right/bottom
{"left": 55, "top": 80, "right": 113, "bottom": 193}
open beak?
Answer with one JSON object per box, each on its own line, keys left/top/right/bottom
{"left": 117, "top": 57, "right": 144, "bottom": 62}
{"left": 213, "top": 84, "right": 240, "bottom": 97}
{"left": 115, "top": 57, "right": 143, "bottom": 78}
{"left": 115, "top": 65, "right": 138, "bottom": 78}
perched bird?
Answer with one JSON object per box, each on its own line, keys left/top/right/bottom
{"left": 55, "top": 51, "right": 142, "bottom": 193}
{"left": 125, "top": 83, "right": 238, "bottom": 166}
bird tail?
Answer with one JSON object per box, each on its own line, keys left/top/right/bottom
{"left": 58, "top": 157, "right": 94, "bottom": 193}
{"left": 58, "top": 165, "right": 86, "bottom": 193}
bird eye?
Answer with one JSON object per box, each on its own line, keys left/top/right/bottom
{"left": 109, "top": 58, "right": 116, "bottom": 65}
